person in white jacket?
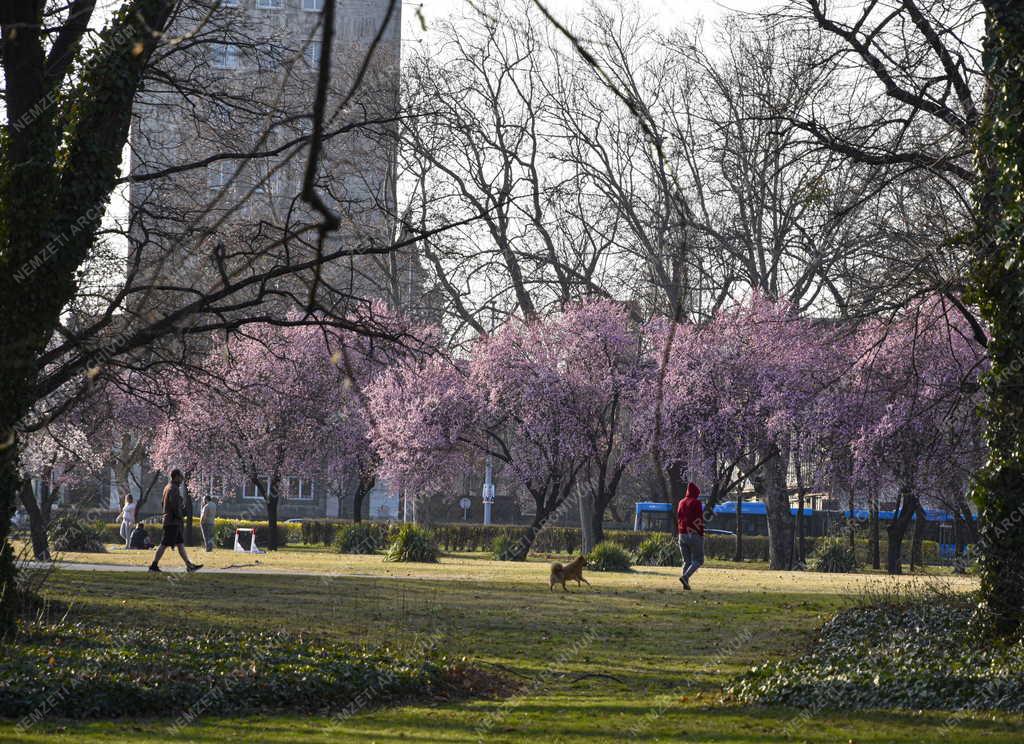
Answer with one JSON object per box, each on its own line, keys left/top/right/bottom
{"left": 118, "top": 494, "right": 137, "bottom": 549}
{"left": 200, "top": 495, "right": 217, "bottom": 552}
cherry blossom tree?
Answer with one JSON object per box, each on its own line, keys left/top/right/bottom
{"left": 152, "top": 324, "right": 361, "bottom": 548}
{"left": 17, "top": 421, "right": 105, "bottom": 560}
{"left": 557, "top": 301, "right": 654, "bottom": 550}
{"left": 652, "top": 295, "right": 840, "bottom": 569}
{"left": 850, "top": 297, "right": 986, "bottom": 574}
{"left": 371, "top": 300, "right": 650, "bottom": 557}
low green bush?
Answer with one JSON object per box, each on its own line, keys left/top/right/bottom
{"left": 0, "top": 621, "right": 465, "bottom": 719}
{"left": 808, "top": 535, "right": 857, "bottom": 573}
{"left": 384, "top": 525, "right": 440, "bottom": 563}
{"left": 587, "top": 542, "right": 632, "bottom": 572}
{"left": 215, "top": 523, "right": 236, "bottom": 549}
{"left": 489, "top": 533, "right": 523, "bottom": 561}
{"left": 50, "top": 515, "right": 106, "bottom": 553}
{"left": 727, "top": 591, "right": 1024, "bottom": 712}
{"left": 633, "top": 533, "right": 681, "bottom": 567}
{"left": 334, "top": 523, "right": 385, "bottom": 554}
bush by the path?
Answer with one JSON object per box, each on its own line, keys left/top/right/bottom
{"left": 0, "top": 622, "right": 474, "bottom": 720}
{"left": 807, "top": 535, "right": 857, "bottom": 573}
{"left": 727, "top": 589, "right": 1024, "bottom": 711}
{"left": 51, "top": 515, "right": 107, "bottom": 553}
{"left": 587, "top": 542, "right": 632, "bottom": 571}
{"left": 633, "top": 533, "right": 681, "bottom": 567}
{"left": 489, "top": 534, "right": 521, "bottom": 561}
{"left": 333, "top": 522, "right": 385, "bottom": 554}
{"left": 384, "top": 525, "right": 440, "bottom": 563}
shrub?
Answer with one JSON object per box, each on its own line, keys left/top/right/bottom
{"left": 50, "top": 515, "right": 106, "bottom": 553}
{"left": 587, "top": 542, "right": 632, "bottom": 572}
{"left": 0, "top": 622, "right": 466, "bottom": 719}
{"left": 383, "top": 525, "right": 440, "bottom": 563}
{"left": 215, "top": 524, "right": 237, "bottom": 549}
{"left": 633, "top": 533, "right": 681, "bottom": 566}
{"left": 490, "top": 533, "right": 524, "bottom": 561}
{"left": 334, "top": 523, "right": 384, "bottom": 554}
{"left": 808, "top": 535, "right": 857, "bottom": 573}
{"left": 727, "top": 592, "right": 1024, "bottom": 712}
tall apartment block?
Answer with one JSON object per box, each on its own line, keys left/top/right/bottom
{"left": 118, "top": 0, "right": 426, "bottom": 518}
{"left": 127, "top": 0, "right": 417, "bottom": 318}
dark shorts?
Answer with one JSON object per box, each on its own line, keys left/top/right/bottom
{"left": 160, "top": 524, "right": 183, "bottom": 547}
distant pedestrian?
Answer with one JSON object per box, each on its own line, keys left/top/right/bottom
{"left": 149, "top": 469, "right": 202, "bottom": 573}
{"left": 676, "top": 482, "right": 705, "bottom": 590}
{"left": 118, "top": 494, "right": 137, "bottom": 549}
{"left": 200, "top": 495, "right": 217, "bottom": 552}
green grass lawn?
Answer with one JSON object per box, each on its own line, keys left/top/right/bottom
{"left": 1, "top": 554, "right": 1021, "bottom": 743}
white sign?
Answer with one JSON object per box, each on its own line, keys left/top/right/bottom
{"left": 459, "top": 497, "right": 471, "bottom": 510}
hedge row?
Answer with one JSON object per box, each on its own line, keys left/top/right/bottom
{"left": 300, "top": 521, "right": 947, "bottom": 564}
{"left": 99, "top": 519, "right": 302, "bottom": 549}
{"left": 299, "top": 521, "right": 777, "bottom": 560}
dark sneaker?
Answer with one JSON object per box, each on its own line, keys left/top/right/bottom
{"left": 186, "top": 563, "right": 203, "bottom": 573}
{"left": 679, "top": 576, "right": 691, "bottom": 590}
{"left": 148, "top": 565, "right": 161, "bottom": 573}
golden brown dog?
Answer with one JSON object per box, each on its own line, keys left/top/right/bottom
{"left": 549, "top": 555, "right": 591, "bottom": 592}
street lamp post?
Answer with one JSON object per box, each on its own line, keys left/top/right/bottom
{"left": 482, "top": 456, "right": 495, "bottom": 525}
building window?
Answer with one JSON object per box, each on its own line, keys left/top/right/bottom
{"left": 256, "top": 0, "right": 282, "bottom": 8}
{"left": 205, "top": 474, "right": 225, "bottom": 499}
{"left": 302, "top": 0, "right": 323, "bottom": 10}
{"left": 207, "top": 160, "right": 233, "bottom": 190}
{"left": 305, "top": 41, "right": 322, "bottom": 68}
{"left": 285, "top": 476, "right": 314, "bottom": 501}
{"left": 211, "top": 43, "right": 240, "bottom": 69}
{"left": 243, "top": 476, "right": 271, "bottom": 501}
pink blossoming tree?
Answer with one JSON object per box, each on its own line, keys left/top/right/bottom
{"left": 153, "top": 315, "right": 411, "bottom": 546}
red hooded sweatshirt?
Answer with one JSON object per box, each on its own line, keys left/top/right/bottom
{"left": 676, "top": 483, "right": 704, "bottom": 536}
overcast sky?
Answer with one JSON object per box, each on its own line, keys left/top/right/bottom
{"left": 403, "top": 0, "right": 778, "bottom": 46}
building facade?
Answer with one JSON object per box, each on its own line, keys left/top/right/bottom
{"left": 117, "top": 0, "right": 419, "bottom": 521}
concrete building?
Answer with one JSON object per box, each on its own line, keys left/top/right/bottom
{"left": 126, "top": 0, "right": 412, "bottom": 317}
{"left": 118, "top": 0, "right": 424, "bottom": 521}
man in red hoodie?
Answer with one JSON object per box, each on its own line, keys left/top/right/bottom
{"left": 675, "top": 482, "right": 705, "bottom": 590}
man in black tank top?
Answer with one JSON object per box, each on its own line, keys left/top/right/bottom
{"left": 149, "top": 469, "right": 202, "bottom": 574}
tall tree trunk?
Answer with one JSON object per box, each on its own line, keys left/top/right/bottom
{"left": 969, "top": 1, "right": 1024, "bottom": 635}
{"left": 756, "top": 444, "right": 794, "bottom": 570}
{"left": 847, "top": 489, "right": 856, "bottom": 553}
{"left": 734, "top": 496, "right": 743, "bottom": 562}
{"left": 506, "top": 479, "right": 575, "bottom": 561}
{"left": 886, "top": 486, "right": 918, "bottom": 575}
{"left": 870, "top": 493, "right": 881, "bottom": 570}
{"left": 352, "top": 474, "right": 375, "bottom": 524}
{"left": 590, "top": 506, "right": 605, "bottom": 547}
{"left": 506, "top": 513, "right": 544, "bottom": 562}
{"left": 578, "top": 489, "right": 595, "bottom": 555}
{"left": 0, "top": 446, "right": 22, "bottom": 635}
{"left": 0, "top": 0, "right": 175, "bottom": 638}
{"left": 666, "top": 461, "right": 686, "bottom": 505}
{"left": 17, "top": 481, "right": 50, "bottom": 561}
{"left": 266, "top": 495, "right": 280, "bottom": 551}
{"left": 910, "top": 503, "right": 928, "bottom": 572}
{"left": 794, "top": 455, "right": 807, "bottom": 566}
